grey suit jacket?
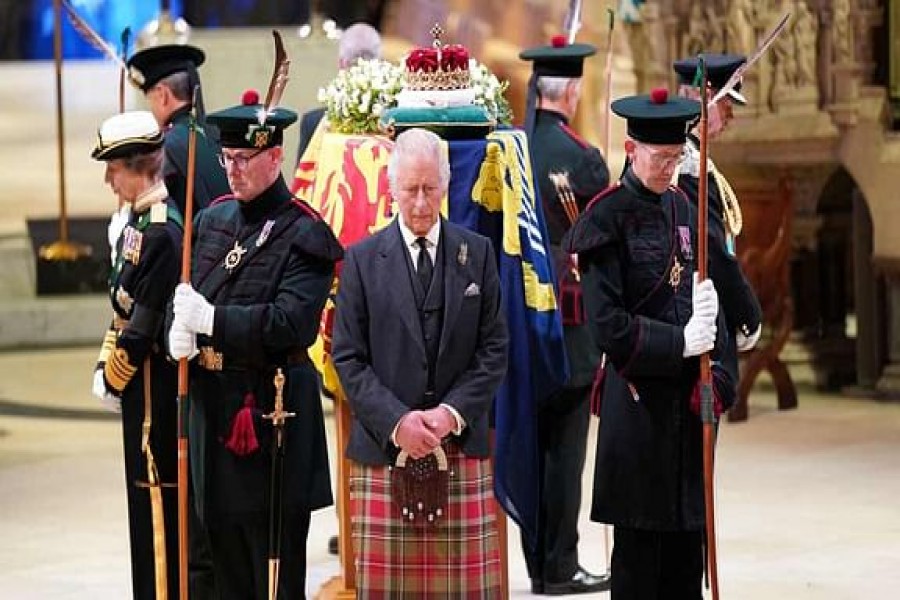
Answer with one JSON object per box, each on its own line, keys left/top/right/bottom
{"left": 332, "top": 218, "right": 509, "bottom": 466}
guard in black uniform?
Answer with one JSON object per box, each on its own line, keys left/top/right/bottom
{"left": 127, "top": 44, "right": 230, "bottom": 217}
{"left": 563, "top": 89, "right": 739, "bottom": 599}
{"left": 168, "top": 92, "right": 342, "bottom": 599}
{"left": 128, "top": 44, "right": 234, "bottom": 597}
{"left": 518, "top": 37, "right": 611, "bottom": 595}
{"left": 91, "top": 111, "right": 183, "bottom": 600}
{"left": 673, "top": 53, "right": 762, "bottom": 352}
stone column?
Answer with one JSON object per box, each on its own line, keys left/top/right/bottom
{"left": 852, "top": 188, "right": 880, "bottom": 390}
{"left": 876, "top": 271, "right": 900, "bottom": 396}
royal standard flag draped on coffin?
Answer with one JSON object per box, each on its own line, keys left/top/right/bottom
{"left": 293, "top": 128, "right": 569, "bottom": 549}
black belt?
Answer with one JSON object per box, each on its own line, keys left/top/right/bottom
{"left": 197, "top": 347, "right": 310, "bottom": 372}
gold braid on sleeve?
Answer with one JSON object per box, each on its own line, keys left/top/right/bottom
{"left": 710, "top": 165, "right": 743, "bottom": 238}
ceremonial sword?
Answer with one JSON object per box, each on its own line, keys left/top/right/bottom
{"left": 264, "top": 368, "right": 295, "bottom": 600}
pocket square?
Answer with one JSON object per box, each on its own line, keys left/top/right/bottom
{"left": 464, "top": 283, "right": 480, "bottom": 297}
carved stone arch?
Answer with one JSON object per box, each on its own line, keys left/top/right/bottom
{"left": 792, "top": 166, "right": 884, "bottom": 390}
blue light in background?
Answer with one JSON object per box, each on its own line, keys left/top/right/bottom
{"left": 31, "top": 0, "right": 184, "bottom": 59}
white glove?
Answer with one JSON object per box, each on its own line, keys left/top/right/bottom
{"left": 173, "top": 283, "right": 215, "bottom": 336}
{"left": 93, "top": 369, "right": 121, "bottom": 413}
{"left": 101, "top": 392, "right": 122, "bottom": 413}
{"left": 169, "top": 320, "right": 199, "bottom": 360}
{"left": 683, "top": 273, "right": 718, "bottom": 358}
{"left": 691, "top": 273, "right": 719, "bottom": 322}
{"left": 736, "top": 324, "right": 762, "bottom": 352}
{"left": 683, "top": 317, "right": 717, "bottom": 357}
{"left": 92, "top": 368, "right": 107, "bottom": 399}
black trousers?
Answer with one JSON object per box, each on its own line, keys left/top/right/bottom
{"left": 207, "top": 509, "right": 311, "bottom": 600}
{"left": 611, "top": 527, "right": 704, "bottom": 600}
{"left": 121, "top": 372, "right": 179, "bottom": 600}
{"left": 189, "top": 483, "right": 218, "bottom": 599}
{"left": 522, "top": 385, "right": 591, "bottom": 583}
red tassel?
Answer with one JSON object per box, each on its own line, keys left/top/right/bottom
{"left": 690, "top": 381, "right": 723, "bottom": 418}
{"left": 224, "top": 392, "right": 259, "bottom": 456}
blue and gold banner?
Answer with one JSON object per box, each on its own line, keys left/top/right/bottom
{"left": 449, "top": 130, "right": 568, "bottom": 547}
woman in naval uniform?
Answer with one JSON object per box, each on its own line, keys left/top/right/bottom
{"left": 90, "top": 110, "right": 183, "bottom": 600}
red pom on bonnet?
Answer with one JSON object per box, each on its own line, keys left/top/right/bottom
{"left": 241, "top": 88, "right": 260, "bottom": 105}
{"left": 649, "top": 87, "right": 669, "bottom": 104}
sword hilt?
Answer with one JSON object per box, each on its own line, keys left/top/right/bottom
{"left": 264, "top": 368, "right": 296, "bottom": 433}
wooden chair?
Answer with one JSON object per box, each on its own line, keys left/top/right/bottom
{"left": 730, "top": 176, "right": 798, "bottom": 421}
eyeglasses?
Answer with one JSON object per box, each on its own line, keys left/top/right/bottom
{"left": 218, "top": 148, "right": 267, "bottom": 170}
{"left": 636, "top": 145, "right": 685, "bottom": 170}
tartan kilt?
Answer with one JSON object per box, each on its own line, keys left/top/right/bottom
{"left": 350, "top": 444, "right": 502, "bottom": 599}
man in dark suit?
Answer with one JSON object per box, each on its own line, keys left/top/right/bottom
{"left": 332, "top": 128, "right": 509, "bottom": 596}
{"left": 518, "top": 37, "right": 611, "bottom": 595}
{"left": 295, "top": 23, "right": 382, "bottom": 166}
{"left": 127, "top": 44, "right": 230, "bottom": 218}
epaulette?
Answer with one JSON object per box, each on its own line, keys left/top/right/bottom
{"left": 136, "top": 203, "right": 184, "bottom": 231}
{"left": 583, "top": 182, "right": 622, "bottom": 214}
{"left": 210, "top": 193, "right": 235, "bottom": 207}
{"left": 558, "top": 122, "right": 590, "bottom": 150}
{"left": 291, "top": 196, "right": 323, "bottom": 221}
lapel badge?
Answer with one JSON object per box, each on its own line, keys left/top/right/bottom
{"left": 121, "top": 226, "right": 143, "bottom": 265}
{"left": 257, "top": 219, "right": 275, "bottom": 247}
{"left": 458, "top": 242, "right": 468, "bottom": 266}
{"left": 669, "top": 256, "right": 683, "bottom": 289}
{"left": 224, "top": 240, "right": 248, "bottom": 273}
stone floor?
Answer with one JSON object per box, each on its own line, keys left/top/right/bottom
{"left": 1, "top": 347, "right": 898, "bottom": 598}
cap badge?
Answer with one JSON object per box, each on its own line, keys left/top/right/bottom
{"left": 128, "top": 66, "right": 146, "bottom": 88}
{"left": 245, "top": 124, "right": 274, "bottom": 148}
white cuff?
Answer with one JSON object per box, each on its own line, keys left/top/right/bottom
{"left": 440, "top": 403, "right": 466, "bottom": 435}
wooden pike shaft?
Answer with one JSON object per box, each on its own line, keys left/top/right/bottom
{"left": 697, "top": 57, "right": 720, "bottom": 600}
{"left": 176, "top": 86, "right": 200, "bottom": 600}
{"left": 602, "top": 9, "right": 615, "bottom": 165}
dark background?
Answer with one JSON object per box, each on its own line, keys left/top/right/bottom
{"left": 1, "top": 0, "right": 389, "bottom": 60}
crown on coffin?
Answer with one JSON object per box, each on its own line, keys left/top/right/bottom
{"left": 403, "top": 24, "right": 471, "bottom": 91}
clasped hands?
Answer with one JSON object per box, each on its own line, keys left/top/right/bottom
{"left": 394, "top": 407, "right": 457, "bottom": 459}
{"left": 683, "top": 273, "right": 720, "bottom": 358}
{"left": 169, "top": 283, "right": 214, "bottom": 360}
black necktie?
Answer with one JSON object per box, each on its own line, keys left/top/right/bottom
{"left": 415, "top": 237, "right": 433, "bottom": 292}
